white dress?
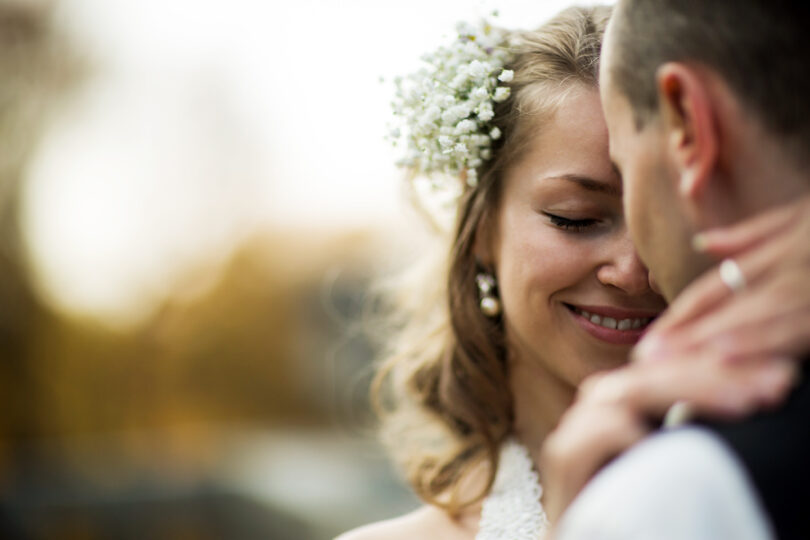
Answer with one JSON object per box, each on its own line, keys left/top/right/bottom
{"left": 476, "top": 439, "right": 549, "bottom": 540}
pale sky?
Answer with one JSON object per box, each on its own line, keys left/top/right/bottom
{"left": 21, "top": 0, "right": 597, "bottom": 326}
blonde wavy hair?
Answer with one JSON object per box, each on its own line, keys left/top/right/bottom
{"left": 372, "top": 5, "right": 612, "bottom": 515}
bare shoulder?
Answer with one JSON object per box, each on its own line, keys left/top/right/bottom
{"left": 335, "top": 505, "right": 476, "bottom": 540}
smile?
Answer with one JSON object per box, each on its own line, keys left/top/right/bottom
{"left": 564, "top": 303, "right": 658, "bottom": 345}
{"left": 572, "top": 307, "right": 653, "bottom": 330}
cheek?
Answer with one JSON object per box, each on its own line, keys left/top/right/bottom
{"left": 623, "top": 154, "right": 658, "bottom": 257}
{"left": 495, "top": 218, "right": 594, "bottom": 323}
{"left": 623, "top": 174, "right": 647, "bottom": 246}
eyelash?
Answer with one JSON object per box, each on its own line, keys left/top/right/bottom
{"left": 544, "top": 212, "right": 599, "bottom": 232}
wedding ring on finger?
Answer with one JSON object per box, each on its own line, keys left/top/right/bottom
{"left": 719, "top": 258, "right": 746, "bottom": 293}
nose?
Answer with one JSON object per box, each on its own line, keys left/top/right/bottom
{"left": 596, "top": 235, "right": 652, "bottom": 296}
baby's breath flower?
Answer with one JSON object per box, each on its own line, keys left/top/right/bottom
{"left": 389, "top": 18, "right": 515, "bottom": 186}
{"left": 498, "top": 69, "right": 514, "bottom": 82}
{"left": 450, "top": 73, "right": 468, "bottom": 89}
{"left": 441, "top": 109, "right": 457, "bottom": 124}
{"left": 477, "top": 102, "right": 494, "bottom": 122}
{"left": 472, "top": 86, "right": 490, "bottom": 101}
{"left": 493, "top": 87, "right": 511, "bottom": 102}
{"left": 473, "top": 134, "right": 490, "bottom": 147}
{"left": 464, "top": 42, "right": 481, "bottom": 57}
{"left": 455, "top": 119, "right": 477, "bottom": 134}
{"left": 424, "top": 105, "right": 441, "bottom": 122}
{"left": 467, "top": 168, "right": 478, "bottom": 187}
{"left": 468, "top": 60, "right": 487, "bottom": 78}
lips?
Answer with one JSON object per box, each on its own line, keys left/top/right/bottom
{"left": 564, "top": 303, "right": 660, "bottom": 345}
{"left": 572, "top": 307, "right": 654, "bottom": 331}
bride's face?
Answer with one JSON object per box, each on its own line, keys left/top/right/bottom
{"left": 486, "top": 86, "right": 667, "bottom": 386}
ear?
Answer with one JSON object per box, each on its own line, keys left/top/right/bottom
{"left": 655, "top": 63, "right": 718, "bottom": 202}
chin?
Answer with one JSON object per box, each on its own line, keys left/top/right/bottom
{"left": 574, "top": 348, "right": 631, "bottom": 382}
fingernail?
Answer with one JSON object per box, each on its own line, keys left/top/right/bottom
{"left": 692, "top": 233, "right": 709, "bottom": 252}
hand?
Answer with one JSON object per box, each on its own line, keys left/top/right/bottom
{"left": 635, "top": 195, "right": 810, "bottom": 364}
{"left": 539, "top": 356, "right": 797, "bottom": 527}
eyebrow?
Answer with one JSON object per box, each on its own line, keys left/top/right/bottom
{"left": 545, "top": 174, "right": 622, "bottom": 196}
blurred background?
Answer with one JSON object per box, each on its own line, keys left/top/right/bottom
{"left": 0, "top": 0, "right": 584, "bottom": 538}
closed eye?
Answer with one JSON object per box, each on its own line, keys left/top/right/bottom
{"left": 543, "top": 212, "right": 599, "bottom": 232}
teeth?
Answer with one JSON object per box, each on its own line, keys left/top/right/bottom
{"left": 576, "top": 308, "right": 651, "bottom": 331}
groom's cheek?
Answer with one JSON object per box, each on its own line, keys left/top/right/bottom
{"left": 621, "top": 173, "right": 649, "bottom": 259}
{"left": 648, "top": 272, "right": 662, "bottom": 295}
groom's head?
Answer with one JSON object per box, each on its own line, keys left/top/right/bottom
{"left": 600, "top": 0, "right": 810, "bottom": 301}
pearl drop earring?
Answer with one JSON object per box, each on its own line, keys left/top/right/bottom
{"left": 476, "top": 272, "right": 501, "bottom": 317}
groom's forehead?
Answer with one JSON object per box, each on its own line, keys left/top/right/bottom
{"left": 599, "top": 13, "right": 618, "bottom": 77}
{"left": 597, "top": 19, "right": 623, "bottom": 124}
{"left": 597, "top": 68, "right": 628, "bottom": 144}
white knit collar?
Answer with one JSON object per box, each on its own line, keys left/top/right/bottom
{"left": 476, "top": 438, "right": 549, "bottom": 539}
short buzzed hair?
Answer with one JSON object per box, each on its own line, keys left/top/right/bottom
{"left": 610, "top": 0, "right": 810, "bottom": 164}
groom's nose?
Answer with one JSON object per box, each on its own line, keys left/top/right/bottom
{"left": 596, "top": 237, "right": 652, "bottom": 295}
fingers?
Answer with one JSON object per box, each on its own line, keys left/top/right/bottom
{"left": 693, "top": 195, "right": 806, "bottom": 256}
{"left": 580, "top": 358, "right": 797, "bottom": 420}
{"left": 642, "top": 270, "right": 809, "bottom": 364}
{"left": 709, "top": 316, "right": 810, "bottom": 363}
{"left": 650, "top": 236, "right": 788, "bottom": 337}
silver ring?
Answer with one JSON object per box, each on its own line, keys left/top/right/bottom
{"left": 719, "top": 259, "right": 746, "bottom": 293}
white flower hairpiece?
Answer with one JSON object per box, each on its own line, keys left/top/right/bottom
{"left": 389, "top": 19, "right": 515, "bottom": 188}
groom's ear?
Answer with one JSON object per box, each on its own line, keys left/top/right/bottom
{"left": 655, "top": 63, "right": 718, "bottom": 202}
